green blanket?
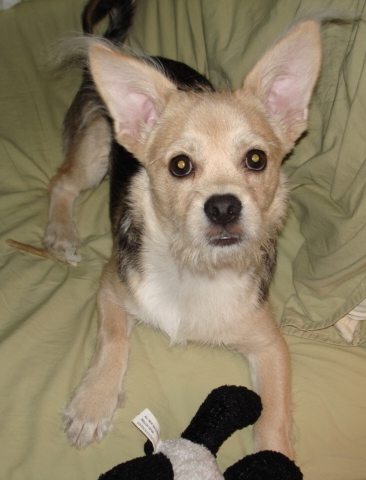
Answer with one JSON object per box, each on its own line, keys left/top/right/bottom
{"left": 1, "top": 1, "right": 366, "bottom": 479}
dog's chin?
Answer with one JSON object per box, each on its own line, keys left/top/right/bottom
{"left": 171, "top": 235, "right": 254, "bottom": 275}
{"left": 170, "top": 225, "right": 255, "bottom": 274}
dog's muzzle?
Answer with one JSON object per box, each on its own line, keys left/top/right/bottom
{"left": 204, "top": 194, "right": 243, "bottom": 247}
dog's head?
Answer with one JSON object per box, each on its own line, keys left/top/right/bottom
{"left": 89, "top": 21, "right": 321, "bottom": 272}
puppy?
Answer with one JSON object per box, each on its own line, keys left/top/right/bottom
{"left": 44, "top": 0, "right": 322, "bottom": 456}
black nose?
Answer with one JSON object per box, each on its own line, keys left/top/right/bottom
{"left": 204, "top": 194, "right": 242, "bottom": 226}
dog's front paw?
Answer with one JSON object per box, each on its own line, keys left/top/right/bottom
{"left": 63, "top": 388, "right": 122, "bottom": 448}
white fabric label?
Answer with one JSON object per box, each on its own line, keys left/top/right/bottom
{"left": 132, "top": 408, "right": 162, "bottom": 452}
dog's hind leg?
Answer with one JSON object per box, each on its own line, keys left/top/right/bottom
{"left": 63, "top": 259, "right": 131, "bottom": 448}
{"left": 43, "top": 100, "right": 111, "bottom": 261}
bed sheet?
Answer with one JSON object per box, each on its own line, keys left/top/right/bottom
{"left": 1, "top": 1, "right": 366, "bottom": 479}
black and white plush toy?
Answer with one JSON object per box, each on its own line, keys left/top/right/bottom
{"left": 98, "top": 386, "right": 302, "bottom": 480}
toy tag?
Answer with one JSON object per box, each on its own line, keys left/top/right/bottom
{"left": 132, "top": 408, "right": 162, "bottom": 452}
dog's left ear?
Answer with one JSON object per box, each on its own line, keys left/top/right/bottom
{"left": 240, "top": 20, "right": 322, "bottom": 150}
{"left": 88, "top": 44, "right": 177, "bottom": 154}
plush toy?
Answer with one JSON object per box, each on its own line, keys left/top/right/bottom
{"left": 98, "top": 385, "right": 302, "bottom": 480}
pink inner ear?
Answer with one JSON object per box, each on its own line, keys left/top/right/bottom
{"left": 128, "top": 93, "right": 159, "bottom": 126}
{"left": 116, "top": 92, "right": 160, "bottom": 142}
{"left": 267, "top": 73, "right": 304, "bottom": 118}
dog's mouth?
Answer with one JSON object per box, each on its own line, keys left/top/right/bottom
{"left": 208, "top": 231, "right": 242, "bottom": 247}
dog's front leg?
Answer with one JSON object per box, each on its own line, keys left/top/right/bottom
{"left": 235, "top": 304, "right": 293, "bottom": 459}
{"left": 63, "top": 260, "right": 130, "bottom": 448}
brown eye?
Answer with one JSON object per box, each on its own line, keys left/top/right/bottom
{"left": 169, "top": 155, "right": 194, "bottom": 177}
{"left": 245, "top": 149, "right": 267, "bottom": 171}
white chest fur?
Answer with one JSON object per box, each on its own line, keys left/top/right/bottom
{"left": 125, "top": 238, "right": 259, "bottom": 346}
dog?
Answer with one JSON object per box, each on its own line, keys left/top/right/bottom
{"left": 42, "top": 0, "right": 322, "bottom": 456}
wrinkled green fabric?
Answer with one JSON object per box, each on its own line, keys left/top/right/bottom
{"left": 1, "top": 2, "right": 366, "bottom": 480}
{"left": 277, "top": 10, "right": 366, "bottom": 345}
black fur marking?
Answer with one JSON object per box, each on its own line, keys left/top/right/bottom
{"left": 109, "top": 142, "right": 144, "bottom": 281}
{"left": 155, "top": 57, "right": 214, "bottom": 93}
{"left": 258, "top": 238, "right": 278, "bottom": 304}
{"left": 82, "top": 0, "right": 135, "bottom": 44}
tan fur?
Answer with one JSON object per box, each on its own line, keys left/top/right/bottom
{"left": 63, "top": 258, "right": 131, "bottom": 442}
{"left": 42, "top": 21, "right": 322, "bottom": 456}
{"left": 135, "top": 91, "right": 288, "bottom": 274}
{"left": 43, "top": 115, "right": 111, "bottom": 258}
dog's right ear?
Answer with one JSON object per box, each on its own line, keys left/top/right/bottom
{"left": 88, "top": 44, "right": 177, "bottom": 154}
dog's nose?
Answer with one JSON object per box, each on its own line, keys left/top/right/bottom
{"left": 204, "top": 194, "right": 242, "bottom": 226}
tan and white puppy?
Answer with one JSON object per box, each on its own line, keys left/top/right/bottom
{"left": 43, "top": 2, "right": 322, "bottom": 458}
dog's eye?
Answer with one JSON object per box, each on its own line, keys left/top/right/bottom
{"left": 245, "top": 150, "right": 267, "bottom": 171}
{"left": 169, "top": 155, "right": 194, "bottom": 177}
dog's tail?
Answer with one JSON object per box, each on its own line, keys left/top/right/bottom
{"left": 82, "top": 0, "right": 135, "bottom": 44}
